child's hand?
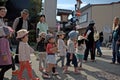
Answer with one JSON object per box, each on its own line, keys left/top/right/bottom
{"left": 3, "top": 55, "right": 7, "bottom": 62}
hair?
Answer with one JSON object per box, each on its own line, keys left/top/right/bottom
{"left": 78, "top": 39, "right": 85, "bottom": 46}
{"left": 112, "top": 17, "right": 119, "bottom": 30}
{"left": 40, "top": 14, "right": 45, "bottom": 18}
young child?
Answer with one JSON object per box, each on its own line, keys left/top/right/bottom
{"left": 16, "top": 29, "right": 39, "bottom": 80}
{"left": 76, "top": 35, "right": 86, "bottom": 69}
{"left": 36, "top": 32, "right": 47, "bottom": 71}
{"left": 0, "top": 27, "right": 12, "bottom": 80}
{"left": 56, "top": 31, "right": 67, "bottom": 68}
{"left": 42, "top": 34, "right": 58, "bottom": 78}
{"left": 63, "top": 30, "right": 79, "bottom": 74}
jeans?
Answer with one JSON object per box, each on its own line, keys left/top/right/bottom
{"left": 112, "top": 39, "right": 117, "bottom": 63}
{"left": 115, "top": 43, "right": 120, "bottom": 63}
{"left": 66, "top": 53, "right": 78, "bottom": 67}
{"left": 96, "top": 40, "right": 102, "bottom": 55}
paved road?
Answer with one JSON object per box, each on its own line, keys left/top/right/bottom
{"left": 3, "top": 47, "right": 120, "bottom": 80}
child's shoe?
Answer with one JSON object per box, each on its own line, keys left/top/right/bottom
{"left": 52, "top": 71, "right": 59, "bottom": 75}
{"left": 31, "top": 77, "right": 40, "bottom": 80}
{"left": 42, "top": 73, "right": 51, "bottom": 79}
{"left": 63, "top": 69, "right": 69, "bottom": 74}
{"left": 18, "top": 77, "right": 26, "bottom": 80}
{"left": 12, "top": 70, "right": 19, "bottom": 75}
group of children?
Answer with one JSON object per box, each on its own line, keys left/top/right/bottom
{"left": 36, "top": 30, "right": 87, "bottom": 78}
{"left": 0, "top": 27, "right": 87, "bottom": 80}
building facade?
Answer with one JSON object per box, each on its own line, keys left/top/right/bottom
{"left": 78, "top": 1, "right": 120, "bottom": 42}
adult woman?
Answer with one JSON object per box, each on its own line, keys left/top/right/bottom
{"left": 111, "top": 17, "right": 120, "bottom": 64}
{"left": 0, "top": 6, "right": 7, "bottom": 26}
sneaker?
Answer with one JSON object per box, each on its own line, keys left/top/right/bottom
{"left": 31, "top": 78, "right": 40, "bottom": 80}
{"left": 12, "top": 70, "right": 19, "bottom": 75}
{"left": 110, "top": 62, "right": 115, "bottom": 64}
{"left": 63, "top": 70, "right": 69, "bottom": 74}
{"left": 42, "top": 73, "right": 51, "bottom": 79}
{"left": 18, "top": 78, "right": 26, "bottom": 80}
{"left": 74, "top": 70, "right": 80, "bottom": 74}
{"left": 52, "top": 71, "right": 59, "bottom": 75}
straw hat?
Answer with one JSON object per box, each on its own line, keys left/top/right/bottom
{"left": 16, "top": 29, "right": 29, "bottom": 39}
{"left": 57, "top": 31, "right": 65, "bottom": 36}
{"left": 78, "top": 35, "right": 86, "bottom": 40}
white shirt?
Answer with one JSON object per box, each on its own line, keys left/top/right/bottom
{"left": 57, "top": 39, "right": 67, "bottom": 56}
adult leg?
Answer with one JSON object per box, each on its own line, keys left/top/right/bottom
{"left": 0, "top": 65, "right": 12, "bottom": 80}
{"left": 90, "top": 42, "right": 95, "bottom": 61}
{"left": 84, "top": 42, "right": 90, "bottom": 61}
{"left": 112, "top": 40, "right": 116, "bottom": 63}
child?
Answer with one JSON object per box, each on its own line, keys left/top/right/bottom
{"left": 42, "top": 34, "right": 58, "bottom": 78}
{"left": 36, "top": 32, "right": 47, "bottom": 71}
{"left": 0, "top": 27, "right": 12, "bottom": 80}
{"left": 63, "top": 30, "right": 79, "bottom": 74}
{"left": 76, "top": 35, "right": 86, "bottom": 69}
{"left": 16, "top": 29, "right": 39, "bottom": 80}
{"left": 56, "top": 31, "right": 67, "bottom": 68}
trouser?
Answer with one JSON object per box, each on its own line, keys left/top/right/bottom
{"left": 115, "top": 43, "right": 120, "bottom": 63}
{"left": 38, "top": 52, "right": 47, "bottom": 68}
{"left": 18, "top": 61, "right": 33, "bottom": 79}
{"left": 84, "top": 41, "right": 95, "bottom": 60}
{"left": 11, "top": 57, "right": 16, "bottom": 71}
{"left": 112, "top": 40, "right": 117, "bottom": 63}
{"left": 57, "top": 56, "right": 65, "bottom": 67}
{"left": 95, "top": 40, "right": 102, "bottom": 55}
{"left": 0, "top": 64, "right": 12, "bottom": 80}
{"left": 66, "top": 53, "right": 78, "bottom": 67}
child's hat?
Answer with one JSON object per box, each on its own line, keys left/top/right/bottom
{"left": 57, "top": 31, "right": 65, "bottom": 36}
{"left": 78, "top": 35, "right": 86, "bottom": 40}
{"left": 68, "top": 30, "right": 78, "bottom": 39}
{"left": 39, "top": 32, "right": 46, "bottom": 36}
{"left": 45, "top": 34, "right": 54, "bottom": 42}
{"left": 16, "top": 29, "right": 29, "bottom": 39}
{"left": 0, "top": 26, "right": 11, "bottom": 37}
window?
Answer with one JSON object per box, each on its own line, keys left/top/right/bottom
{"left": 79, "top": 13, "right": 88, "bottom": 23}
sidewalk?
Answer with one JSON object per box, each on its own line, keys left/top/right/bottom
{"left": 4, "top": 47, "right": 120, "bottom": 80}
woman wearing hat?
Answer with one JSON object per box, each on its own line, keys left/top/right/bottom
{"left": 84, "top": 20, "right": 95, "bottom": 62}
{"left": 0, "top": 6, "right": 7, "bottom": 26}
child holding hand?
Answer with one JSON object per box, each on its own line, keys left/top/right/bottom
{"left": 16, "top": 29, "right": 39, "bottom": 80}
